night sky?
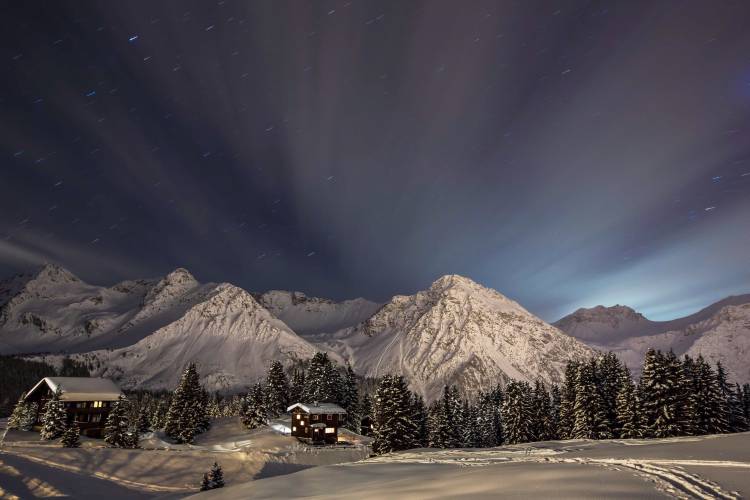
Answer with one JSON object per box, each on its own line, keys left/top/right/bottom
{"left": 1, "top": 1, "right": 749, "bottom": 321}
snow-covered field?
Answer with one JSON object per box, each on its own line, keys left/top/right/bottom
{"left": 0, "top": 417, "right": 370, "bottom": 498}
{"left": 192, "top": 432, "right": 750, "bottom": 500}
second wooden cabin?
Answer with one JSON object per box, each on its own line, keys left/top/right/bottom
{"left": 287, "top": 402, "right": 347, "bottom": 444}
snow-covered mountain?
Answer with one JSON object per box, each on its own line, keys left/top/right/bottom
{"left": 2, "top": 266, "right": 596, "bottom": 397}
{"left": 314, "top": 275, "right": 596, "bottom": 401}
{"left": 64, "top": 284, "right": 325, "bottom": 391}
{"left": 554, "top": 295, "right": 750, "bottom": 382}
{"left": 256, "top": 290, "right": 381, "bottom": 336}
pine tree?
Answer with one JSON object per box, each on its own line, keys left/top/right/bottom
{"left": 290, "top": 368, "right": 305, "bottom": 403}
{"left": 340, "top": 365, "right": 360, "bottom": 431}
{"left": 240, "top": 383, "right": 267, "bottom": 430}
{"left": 429, "top": 386, "right": 462, "bottom": 448}
{"left": 572, "top": 360, "right": 611, "bottom": 439}
{"left": 729, "top": 383, "right": 748, "bottom": 432}
{"left": 104, "top": 395, "right": 131, "bottom": 448}
{"left": 359, "top": 393, "right": 373, "bottom": 436}
{"left": 40, "top": 388, "right": 67, "bottom": 440}
{"left": 461, "top": 401, "right": 481, "bottom": 448}
{"left": 531, "top": 380, "right": 552, "bottom": 441}
{"left": 411, "top": 394, "right": 429, "bottom": 447}
{"left": 596, "top": 353, "right": 624, "bottom": 438}
{"left": 303, "top": 353, "right": 340, "bottom": 403}
{"left": 692, "top": 356, "right": 728, "bottom": 434}
{"left": 61, "top": 423, "right": 80, "bottom": 448}
{"left": 640, "top": 349, "right": 680, "bottom": 438}
{"left": 548, "top": 385, "right": 561, "bottom": 440}
{"left": 558, "top": 361, "right": 579, "bottom": 439}
{"left": 265, "top": 361, "right": 290, "bottom": 418}
{"left": 20, "top": 402, "right": 38, "bottom": 431}
{"left": 7, "top": 392, "right": 28, "bottom": 430}
{"left": 208, "top": 461, "right": 224, "bottom": 488}
{"left": 743, "top": 384, "right": 750, "bottom": 425}
{"left": 372, "top": 375, "right": 417, "bottom": 454}
{"left": 502, "top": 381, "right": 533, "bottom": 444}
{"left": 716, "top": 362, "right": 733, "bottom": 433}
{"left": 137, "top": 407, "right": 151, "bottom": 434}
{"left": 616, "top": 368, "right": 641, "bottom": 439}
{"left": 164, "top": 363, "right": 204, "bottom": 443}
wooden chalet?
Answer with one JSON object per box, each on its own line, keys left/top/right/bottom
{"left": 287, "top": 402, "right": 346, "bottom": 444}
{"left": 25, "top": 377, "right": 123, "bottom": 438}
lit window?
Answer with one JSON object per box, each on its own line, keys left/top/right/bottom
{"left": 292, "top": 426, "right": 297, "bottom": 432}
{"left": 300, "top": 420, "right": 305, "bottom": 426}
{"left": 296, "top": 414, "right": 301, "bottom": 420}
{"left": 313, "top": 415, "right": 319, "bottom": 421}
{"left": 92, "top": 401, "right": 103, "bottom": 408}
{"left": 325, "top": 427, "right": 335, "bottom": 434}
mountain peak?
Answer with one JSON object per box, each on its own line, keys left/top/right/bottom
{"left": 163, "top": 267, "right": 196, "bottom": 283}
{"left": 34, "top": 263, "right": 80, "bottom": 284}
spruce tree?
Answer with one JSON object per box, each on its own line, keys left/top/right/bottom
{"left": 137, "top": 407, "right": 151, "bottom": 434}
{"left": 164, "top": 363, "right": 204, "bottom": 443}
{"left": 742, "top": 384, "right": 750, "bottom": 424}
{"left": 21, "top": 402, "right": 38, "bottom": 431}
{"left": 411, "top": 394, "right": 429, "bottom": 447}
{"left": 429, "top": 386, "right": 462, "bottom": 448}
{"left": 265, "top": 361, "right": 290, "bottom": 418}
{"left": 290, "top": 369, "right": 305, "bottom": 403}
{"left": 716, "top": 362, "right": 733, "bottom": 433}
{"left": 104, "top": 395, "right": 131, "bottom": 448}
{"left": 502, "top": 381, "right": 533, "bottom": 444}
{"left": 372, "top": 375, "right": 417, "bottom": 454}
{"left": 61, "top": 423, "right": 80, "bottom": 448}
{"left": 208, "top": 461, "right": 224, "bottom": 488}
{"left": 40, "top": 388, "right": 67, "bottom": 440}
{"left": 558, "top": 361, "right": 579, "bottom": 439}
{"left": 693, "top": 356, "right": 727, "bottom": 434}
{"left": 303, "top": 353, "right": 338, "bottom": 402}
{"left": 640, "top": 349, "right": 680, "bottom": 438}
{"left": 341, "top": 365, "right": 360, "bottom": 431}
{"left": 616, "top": 368, "right": 641, "bottom": 439}
{"left": 729, "top": 383, "right": 748, "bottom": 432}
{"left": 596, "top": 353, "right": 624, "bottom": 437}
{"left": 548, "top": 385, "right": 561, "bottom": 440}
{"left": 240, "top": 383, "right": 267, "bottom": 429}
{"left": 359, "top": 393, "right": 373, "bottom": 436}
{"left": 7, "top": 393, "right": 28, "bottom": 430}
{"left": 531, "top": 380, "right": 552, "bottom": 441}
{"left": 572, "top": 361, "right": 611, "bottom": 440}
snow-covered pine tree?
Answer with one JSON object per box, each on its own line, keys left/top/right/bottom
{"left": 411, "top": 394, "right": 429, "bottom": 447}
{"left": 716, "top": 362, "right": 733, "bottom": 434}
{"left": 531, "top": 380, "right": 552, "bottom": 441}
{"left": 136, "top": 407, "right": 151, "bottom": 434}
{"left": 164, "top": 363, "right": 204, "bottom": 443}
{"left": 615, "top": 368, "right": 641, "bottom": 439}
{"left": 639, "top": 349, "right": 681, "bottom": 438}
{"left": 372, "top": 375, "right": 417, "bottom": 454}
{"left": 240, "top": 383, "right": 267, "bottom": 429}
{"left": 572, "top": 360, "right": 612, "bottom": 440}
{"left": 40, "top": 388, "right": 67, "bottom": 440}
{"left": 303, "top": 352, "right": 333, "bottom": 402}
{"left": 692, "top": 355, "right": 728, "bottom": 434}
{"left": 558, "top": 360, "right": 579, "bottom": 439}
{"left": 461, "top": 401, "right": 481, "bottom": 448}
{"left": 290, "top": 368, "right": 305, "bottom": 403}
{"left": 548, "top": 385, "right": 561, "bottom": 440}
{"left": 7, "top": 393, "right": 28, "bottom": 430}
{"left": 729, "top": 383, "right": 748, "bottom": 432}
{"left": 359, "top": 393, "right": 373, "bottom": 436}
{"left": 197, "top": 388, "right": 211, "bottom": 434}
{"left": 595, "top": 352, "right": 624, "bottom": 438}
{"left": 502, "top": 380, "right": 533, "bottom": 444}
{"left": 428, "top": 386, "right": 462, "bottom": 448}
{"left": 743, "top": 384, "right": 750, "bottom": 425}
{"left": 265, "top": 360, "right": 290, "bottom": 418}
{"left": 21, "top": 402, "right": 37, "bottom": 431}
{"left": 104, "top": 395, "right": 132, "bottom": 448}
{"left": 61, "top": 422, "right": 80, "bottom": 448}
{"left": 340, "top": 365, "right": 360, "bottom": 431}
{"left": 209, "top": 461, "right": 224, "bottom": 488}
{"left": 671, "top": 352, "right": 697, "bottom": 436}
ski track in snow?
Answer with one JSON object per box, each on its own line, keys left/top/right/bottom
{"left": 359, "top": 451, "right": 744, "bottom": 500}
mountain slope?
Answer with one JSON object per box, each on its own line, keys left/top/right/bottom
{"left": 554, "top": 295, "right": 750, "bottom": 381}
{"left": 256, "top": 290, "right": 381, "bottom": 336}
{"left": 64, "top": 284, "right": 325, "bottom": 391}
{"left": 316, "top": 275, "right": 596, "bottom": 401}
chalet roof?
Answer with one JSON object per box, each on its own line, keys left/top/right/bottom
{"left": 287, "top": 402, "right": 347, "bottom": 415}
{"left": 26, "top": 377, "right": 123, "bottom": 402}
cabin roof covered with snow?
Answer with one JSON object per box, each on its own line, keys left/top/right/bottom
{"left": 287, "top": 402, "right": 347, "bottom": 414}
{"left": 26, "top": 377, "right": 123, "bottom": 402}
